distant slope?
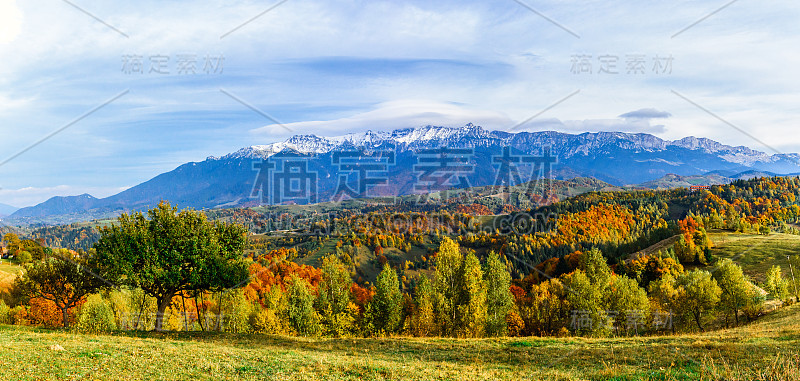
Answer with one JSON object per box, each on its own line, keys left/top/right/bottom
{"left": 638, "top": 173, "right": 732, "bottom": 189}
{"left": 9, "top": 194, "right": 98, "bottom": 218}
{"left": 0, "top": 203, "right": 18, "bottom": 217}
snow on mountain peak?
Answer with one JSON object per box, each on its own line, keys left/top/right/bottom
{"left": 216, "top": 124, "right": 788, "bottom": 169}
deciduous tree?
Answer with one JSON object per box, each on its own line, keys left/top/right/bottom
{"left": 92, "top": 201, "right": 249, "bottom": 331}
{"left": 371, "top": 263, "right": 402, "bottom": 335}
{"left": 458, "top": 252, "right": 486, "bottom": 338}
{"left": 675, "top": 269, "right": 721, "bottom": 332}
{"left": 484, "top": 251, "right": 513, "bottom": 337}
{"left": 15, "top": 254, "right": 105, "bottom": 328}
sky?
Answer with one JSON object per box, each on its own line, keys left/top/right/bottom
{"left": 0, "top": 0, "right": 799, "bottom": 208}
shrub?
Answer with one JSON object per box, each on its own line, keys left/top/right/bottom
{"left": 10, "top": 306, "right": 28, "bottom": 325}
{"left": 16, "top": 251, "right": 32, "bottom": 265}
{"left": 0, "top": 301, "right": 10, "bottom": 324}
{"left": 249, "top": 307, "right": 282, "bottom": 334}
{"left": 77, "top": 294, "right": 117, "bottom": 333}
{"left": 28, "top": 297, "right": 65, "bottom": 328}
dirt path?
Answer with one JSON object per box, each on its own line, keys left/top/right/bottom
{"left": 623, "top": 235, "right": 681, "bottom": 263}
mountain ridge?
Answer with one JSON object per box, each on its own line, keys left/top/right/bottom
{"left": 9, "top": 124, "right": 800, "bottom": 223}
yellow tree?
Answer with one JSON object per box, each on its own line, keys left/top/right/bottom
{"left": 458, "top": 252, "right": 486, "bottom": 338}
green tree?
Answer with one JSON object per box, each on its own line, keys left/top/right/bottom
{"left": 285, "top": 274, "right": 320, "bottom": 336}
{"left": 789, "top": 255, "right": 800, "bottom": 302}
{"left": 673, "top": 235, "right": 697, "bottom": 264}
{"left": 371, "top": 263, "right": 402, "bottom": 335}
{"left": 16, "top": 251, "right": 32, "bottom": 265}
{"left": 675, "top": 269, "right": 721, "bottom": 332}
{"left": 763, "top": 265, "right": 789, "bottom": 302}
{"left": 20, "top": 240, "right": 46, "bottom": 261}
{"left": 561, "top": 269, "right": 607, "bottom": 336}
{"left": 579, "top": 248, "right": 611, "bottom": 288}
{"left": 92, "top": 201, "right": 249, "bottom": 331}
{"left": 606, "top": 275, "right": 650, "bottom": 335}
{"left": 317, "top": 255, "right": 354, "bottom": 336}
{"left": 433, "top": 237, "right": 463, "bottom": 336}
{"left": 76, "top": 293, "right": 117, "bottom": 333}
{"left": 458, "top": 252, "right": 486, "bottom": 338}
{"left": 484, "top": 251, "right": 513, "bottom": 337}
{"left": 648, "top": 274, "right": 679, "bottom": 334}
{"left": 15, "top": 254, "right": 105, "bottom": 328}
{"left": 713, "top": 259, "right": 752, "bottom": 326}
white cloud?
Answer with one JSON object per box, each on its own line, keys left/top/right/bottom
{"left": 251, "top": 100, "right": 513, "bottom": 137}
{"left": 0, "top": 0, "right": 22, "bottom": 44}
{"left": 251, "top": 102, "right": 672, "bottom": 140}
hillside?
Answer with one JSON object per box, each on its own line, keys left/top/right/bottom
{"left": 0, "top": 203, "right": 18, "bottom": 217}
{"left": 1, "top": 303, "right": 798, "bottom": 380}
{"left": 638, "top": 173, "right": 732, "bottom": 189}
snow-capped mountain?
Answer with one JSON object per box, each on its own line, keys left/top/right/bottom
{"left": 219, "top": 124, "right": 798, "bottom": 169}
{"left": 11, "top": 124, "right": 800, "bottom": 222}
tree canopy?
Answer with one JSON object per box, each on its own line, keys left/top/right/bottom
{"left": 92, "top": 201, "right": 249, "bottom": 331}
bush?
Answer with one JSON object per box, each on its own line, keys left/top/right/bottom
{"left": 0, "top": 301, "right": 10, "bottom": 324}
{"left": 28, "top": 297, "right": 65, "bottom": 328}
{"left": 16, "top": 251, "right": 32, "bottom": 265}
{"left": 77, "top": 294, "right": 117, "bottom": 333}
{"left": 10, "top": 306, "right": 28, "bottom": 325}
{"left": 249, "top": 307, "right": 282, "bottom": 334}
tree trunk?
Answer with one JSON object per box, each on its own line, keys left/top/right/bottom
{"left": 195, "top": 292, "right": 205, "bottom": 332}
{"left": 216, "top": 292, "right": 223, "bottom": 331}
{"left": 155, "top": 296, "right": 172, "bottom": 332}
{"left": 135, "top": 291, "right": 147, "bottom": 330}
{"left": 181, "top": 294, "right": 188, "bottom": 331}
{"left": 62, "top": 306, "right": 70, "bottom": 329}
{"left": 694, "top": 312, "right": 704, "bottom": 332}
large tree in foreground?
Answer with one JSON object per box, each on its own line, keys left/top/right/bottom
{"left": 92, "top": 201, "right": 249, "bottom": 331}
{"left": 16, "top": 252, "right": 106, "bottom": 328}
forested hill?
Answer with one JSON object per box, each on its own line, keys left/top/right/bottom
{"left": 8, "top": 176, "right": 800, "bottom": 283}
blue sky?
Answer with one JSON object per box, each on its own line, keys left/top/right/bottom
{"left": 0, "top": 0, "right": 799, "bottom": 207}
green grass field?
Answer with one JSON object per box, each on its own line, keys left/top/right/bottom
{"left": 1, "top": 304, "right": 799, "bottom": 380}
{"left": 0, "top": 258, "right": 23, "bottom": 276}
{"left": 709, "top": 231, "right": 800, "bottom": 283}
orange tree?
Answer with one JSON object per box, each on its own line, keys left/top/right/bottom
{"left": 15, "top": 253, "right": 105, "bottom": 328}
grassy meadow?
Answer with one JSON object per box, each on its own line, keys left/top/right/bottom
{"left": 709, "top": 231, "right": 800, "bottom": 283}
{"left": 0, "top": 303, "right": 799, "bottom": 380}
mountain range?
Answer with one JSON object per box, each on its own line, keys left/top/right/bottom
{"left": 8, "top": 124, "right": 800, "bottom": 223}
